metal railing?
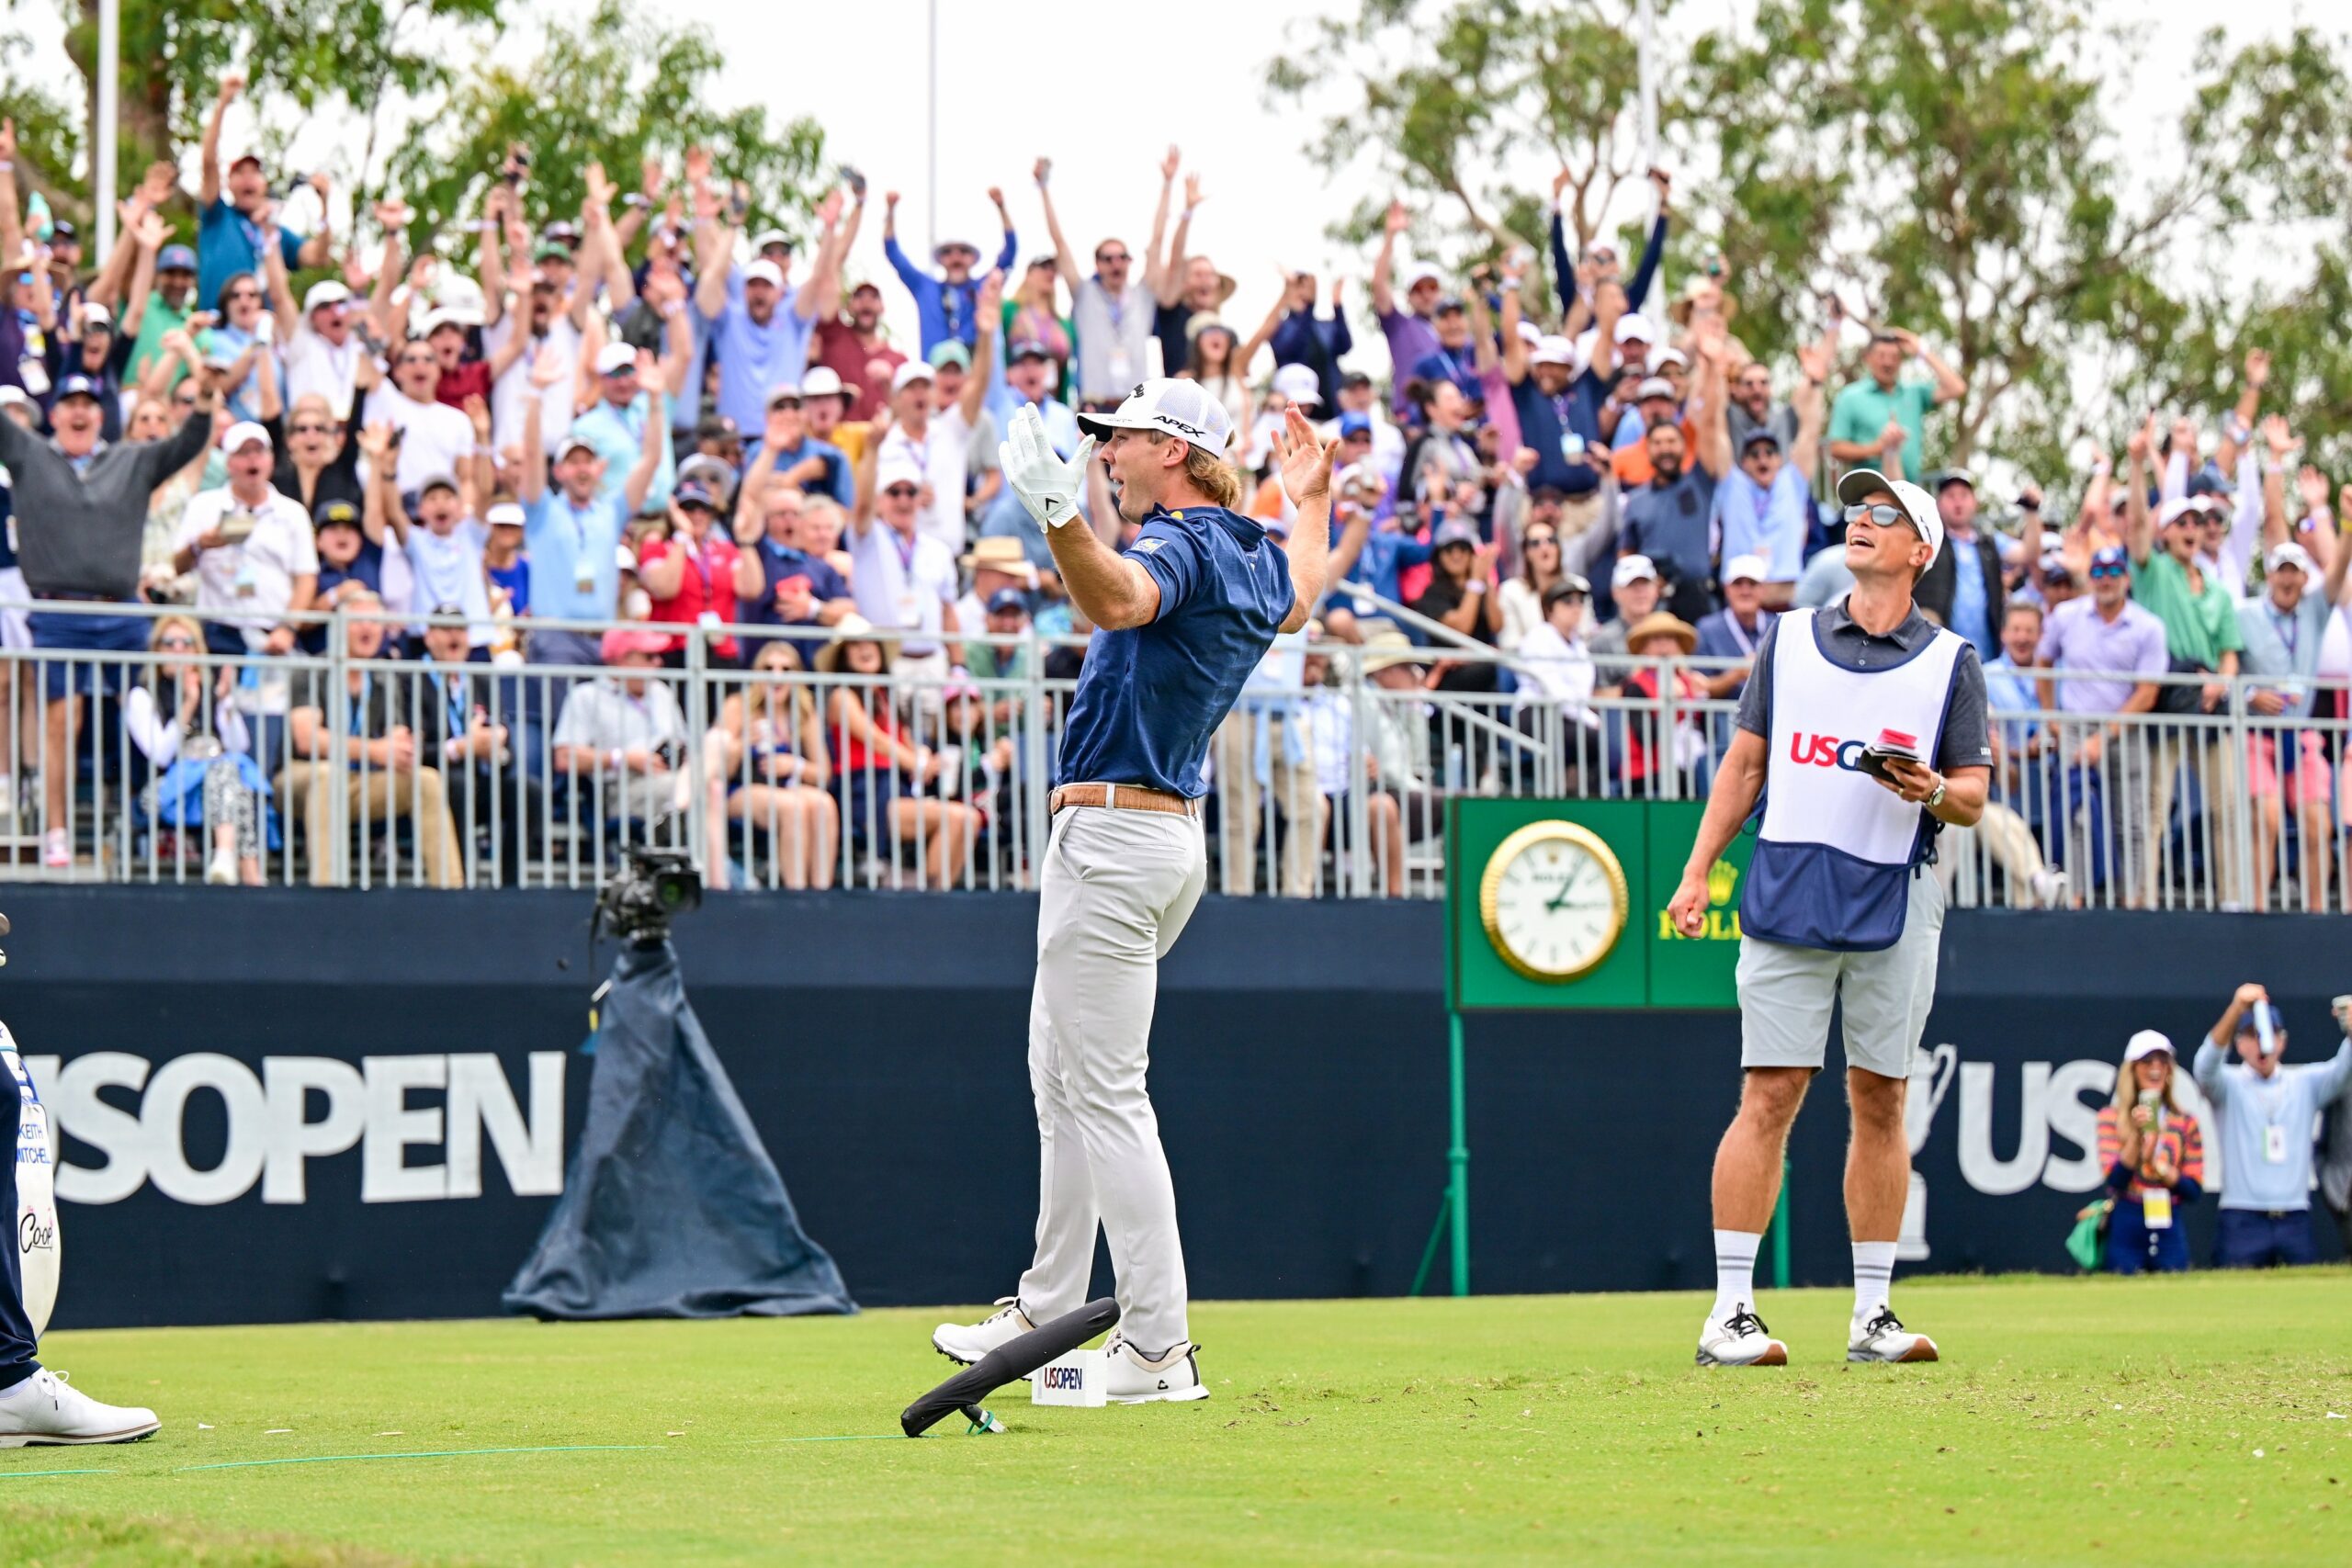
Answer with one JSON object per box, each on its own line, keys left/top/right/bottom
{"left": 1, "top": 599, "right": 2344, "bottom": 912}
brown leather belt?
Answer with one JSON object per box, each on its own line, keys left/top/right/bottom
{"left": 1050, "top": 782, "right": 1199, "bottom": 818}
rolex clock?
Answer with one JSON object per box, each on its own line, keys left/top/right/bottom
{"left": 1477, "top": 820, "right": 1631, "bottom": 983}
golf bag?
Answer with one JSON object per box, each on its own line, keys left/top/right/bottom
{"left": 503, "top": 937, "right": 855, "bottom": 1320}
{"left": 6, "top": 1025, "right": 59, "bottom": 1345}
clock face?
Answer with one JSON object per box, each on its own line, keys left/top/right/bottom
{"left": 1478, "top": 822, "right": 1629, "bottom": 983}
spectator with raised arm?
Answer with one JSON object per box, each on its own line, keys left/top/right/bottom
{"left": 2124, "top": 414, "right": 2245, "bottom": 907}
{"left": 812, "top": 281, "right": 903, "bottom": 423}
{"left": 1826, "top": 328, "right": 1965, "bottom": 486}
{"left": 885, "top": 185, "right": 1016, "bottom": 355}
{"left": 1549, "top": 166, "right": 1671, "bottom": 319}
{"left": 195, "top": 73, "right": 331, "bottom": 319}
{"left": 515, "top": 344, "right": 662, "bottom": 665}
{"left": 1151, "top": 171, "right": 1227, "bottom": 375}
{"left": 1267, "top": 271, "right": 1354, "bottom": 414}
{"left": 877, "top": 270, "right": 1002, "bottom": 559}
{"left": 1036, "top": 152, "right": 1168, "bottom": 408}
{"left": 695, "top": 175, "right": 849, "bottom": 440}
{"left": 2193, "top": 983, "right": 2352, "bottom": 1269}
{"left": 848, "top": 418, "right": 966, "bottom": 695}
{"left": 1617, "top": 317, "right": 1730, "bottom": 626}
{"left": 1712, "top": 340, "right": 1827, "bottom": 608}
{"left": 1370, "top": 199, "right": 1445, "bottom": 425}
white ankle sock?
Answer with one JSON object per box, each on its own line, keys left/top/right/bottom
{"left": 1712, "top": 1229, "right": 1762, "bottom": 1318}
{"left": 1852, "top": 1241, "right": 1896, "bottom": 1321}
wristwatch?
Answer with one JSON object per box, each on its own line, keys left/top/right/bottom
{"left": 1924, "top": 779, "right": 1948, "bottom": 811}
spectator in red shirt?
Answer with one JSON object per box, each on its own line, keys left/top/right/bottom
{"left": 637, "top": 480, "right": 741, "bottom": 667}
{"left": 812, "top": 281, "right": 903, "bottom": 422}
{"left": 423, "top": 310, "right": 492, "bottom": 410}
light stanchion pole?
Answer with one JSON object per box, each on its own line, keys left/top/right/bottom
{"left": 96, "top": 0, "right": 120, "bottom": 260}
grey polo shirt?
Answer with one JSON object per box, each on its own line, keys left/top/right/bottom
{"left": 1736, "top": 598, "right": 1992, "bottom": 773}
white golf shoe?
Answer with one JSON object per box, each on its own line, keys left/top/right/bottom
{"left": 1849, "top": 1306, "right": 1939, "bottom": 1363}
{"left": 1695, "top": 1303, "right": 1789, "bottom": 1367}
{"left": 0, "top": 1369, "right": 160, "bottom": 1447}
{"left": 931, "top": 1297, "right": 1035, "bottom": 1366}
{"left": 1102, "top": 1334, "right": 1208, "bottom": 1404}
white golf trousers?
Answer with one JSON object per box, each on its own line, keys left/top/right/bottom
{"left": 1016, "top": 803, "right": 1206, "bottom": 1358}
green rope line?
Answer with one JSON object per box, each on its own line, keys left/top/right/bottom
{"left": 176, "top": 1443, "right": 657, "bottom": 1472}
{"left": 0, "top": 1466, "right": 117, "bottom": 1478}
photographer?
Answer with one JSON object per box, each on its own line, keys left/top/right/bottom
{"left": 2095, "top": 1032, "right": 2205, "bottom": 1273}
{"left": 2192, "top": 983, "right": 2352, "bottom": 1268}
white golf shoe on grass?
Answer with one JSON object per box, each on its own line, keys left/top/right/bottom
{"left": 1695, "top": 1303, "right": 1789, "bottom": 1367}
{"left": 1103, "top": 1335, "right": 1208, "bottom": 1404}
{"left": 0, "top": 1369, "right": 160, "bottom": 1447}
{"left": 1848, "top": 1306, "right": 1939, "bottom": 1363}
{"left": 931, "top": 1297, "right": 1036, "bottom": 1366}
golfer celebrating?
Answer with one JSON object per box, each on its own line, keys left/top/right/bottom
{"left": 932, "top": 385, "right": 1333, "bottom": 1403}
{"left": 1667, "top": 468, "right": 1991, "bottom": 1367}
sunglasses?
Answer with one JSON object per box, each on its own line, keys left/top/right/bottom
{"left": 399, "top": 355, "right": 437, "bottom": 368}
{"left": 2088, "top": 563, "right": 2128, "bottom": 580}
{"left": 1526, "top": 534, "right": 1558, "bottom": 548}
{"left": 224, "top": 289, "right": 261, "bottom": 303}
{"left": 1842, "top": 503, "right": 1917, "bottom": 530}
{"left": 173, "top": 394, "right": 199, "bottom": 409}
{"left": 289, "top": 422, "right": 334, "bottom": 436}
{"left": 155, "top": 637, "right": 198, "bottom": 651}
{"left": 881, "top": 484, "right": 920, "bottom": 500}
{"left": 1096, "top": 252, "right": 1131, "bottom": 265}
{"left": 769, "top": 397, "right": 802, "bottom": 411}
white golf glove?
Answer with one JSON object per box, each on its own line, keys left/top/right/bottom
{"left": 1000, "top": 405, "right": 1096, "bottom": 530}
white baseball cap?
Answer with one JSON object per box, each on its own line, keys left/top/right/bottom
{"left": 486, "top": 502, "right": 526, "bottom": 528}
{"left": 749, "top": 228, "right": 792, "bottom": 254}
{"left": 891, "top": 360, "right": 936, "bottom": 394}
{"left": 1271, "top": 363, "right": 1323, "bottom": 410}
{"left": 594, "top": 342, "right": 639, "bottom": 376}
{"left": 1405, "top": 264, "right": 1443, "bottom": 292}
{"left": 1514, "top": 320, "right": 1544, "bottom": 347}
{"left": 1651, "top": 346, "right": 1688, "bottom": 369}
{"left": 800, "top": 367, "right": 848, "bottom": 400}
{"left": 1634, "top": 376, "right": 1678, "bottom": 401}
{"left": 2123, "top": 1029, "right": 2176, "bottom": 1065}
{"left": 1530, "top": 335, "right": 1576, "bottom": 368}
{"left": 1614, "top": 312, "right": 1656, "bottom": 344}
{"left": 1074, "top": 377, "right": 1235, "bottom": 455}
{"left": 1837, "top": 468, "right": 1944, "bottom": 564}
{"left": 221, "top": 421, "right": 272, "bottom": 454}
{"left": 875, "top": 455, "right": 927, "bottom": 493}
{"left": 1722, "top": 553, "right": 1769, "bottom": 585}
{"left": 1611, "top": 553, "right": 1660, "bottom": 588}
{"left": 2268, "top": 541, "right": 2317, "bottom": 575}
{"left": 2157, "top": 495, "right": 2204, "bottom": 527}
{"left": 743, "top": 259, "right": 785, "bottom": 288}
{"left": 81, "top": 301, "right": 114, "bottom": 329}
{"left": 303, "top": 279, "right": 351, "bottom": 313}
{"left": 765, "top": 382, "right": 802, "bottom": 406}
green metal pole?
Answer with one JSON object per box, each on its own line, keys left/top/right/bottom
{"left": 1447, "top": 1009, "right": 1470, "bottom": 1296}
{"left": 1769, "top": 1152, "right": 1792, "bottom": 1291}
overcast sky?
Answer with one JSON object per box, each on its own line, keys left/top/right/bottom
{"left": 8, "top": 0, "right": 2321, "bottom": 368}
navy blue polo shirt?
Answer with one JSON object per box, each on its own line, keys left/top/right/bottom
{"left": 1057, "top": 504, "right": 1294, "bottom": 798}
{"left": 1508, "top": 369, "right": 1605, "bottom": 496}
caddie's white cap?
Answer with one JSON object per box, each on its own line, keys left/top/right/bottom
{"left": 1722, "top": 553, "right": 1769, "bottom": 585}
{"left": 1271, "top": 363, "right": 1323, "bottom": 410}
{"left": 2123, "top": 1029, "right": 2176, "bottom": 1064}
{"left": 1074, "top": 376, "right": 1234, "bottom": 455}
{"left": 594, "top": 342, "right": 639, "bottom": 376}
{"left": 744, "top": 259, "right": 785, "bottom": 288}
{"left": 2267, "top": 540, "right": 2317, "bottom": 575}
{"left": 891, "top": 359, "right": 936, "bottom": 393}
{"left": 1611, "top": 553, "right": 1659, "bottom": 588}
{"left": 1530, "top": 335, "right": 1576, "bottom": 368}
{"left": 221, "top": 421, "right": 273, "bottom": 453}
{"left": 1837, "top": 468, "right": 1943, "bottom": 565}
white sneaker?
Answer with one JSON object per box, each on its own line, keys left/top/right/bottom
{"left": 2029, "top": 868, "right": 2069, "bottom": 908}
{"left": 1849, "top": 1306, "right": 1939, "bottom": 1363}
{"left": 205, "top": 846, "right": 238, "bottom": 886}
{"left": 931, "top": 1297, "right": 1035, "bottom": 1366}
{"left": 1102, "top": 1334, "right": 1209, "bottom": 1404}
{"left": 1695, "top": 1303, "right": 1789, "bottom": 1367}
{"left": 40, "top": 828, "right": 69, "bottom": 870}
{"left": 0, "top": 1368, "right": 160, "bottom": 1447}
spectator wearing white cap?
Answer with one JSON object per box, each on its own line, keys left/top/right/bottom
{"left": 695, "top": 188, "right": 852, "bottom": 438}
{"left": 848, "top": 439, "right": 965, "bottom": 690}
{"left": 1617, "top": 320, "right": 1732, "bottom": 626}
{"left": 883, "top": 184, "right": 1017, "bottom": 355}
{"left": 2237, "top": 521, "right": 2352, "bottom": 912}
{"left": 1607, "top": 374, "right": 1686, "bottom": 490}
{"left": 1713, "top": 344, "right": 1830, "bottom": 609}
{"left": 572, "top": 327, "right": 692, "bottom": 513}
{"left": 172, "top": 421, "right": 319, "bottom": 658}
{"left": 754, "top": 381, "right": 854, "bottom": 508}
{"left": 1589, "top": 552, "right": 1664, "bottom": 669}
{"left": 359, "top": 332, "right": 478, "bottom": 497}
{"left": 1694, "top": 554, "right": 1771, "bottom": 699}
{"left": 876, "top": 271, "right": 1003, "bottom": 560}
{"left": 1370, "top": 200, "right": 1446, "bottom": 423}
{"left": 1499, "top": 243, "right": 1610, "bottom": 519}
{"left": 2095, "top": 1031, "right": 2205, "bottom": 1274}
{"left": 1826, "top": 328, "right": 1966, "bottom": 486}
{"left": 272, "top": 249, "right": 390, "bottom": 420}
{"left": 514, "top": 344, "right": 665, "bottom": 665}
{"left": 2124, "top": 427, "right": 2246, "bottom": 906}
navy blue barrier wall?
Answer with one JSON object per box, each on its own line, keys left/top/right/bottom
{"left": 2, "top": 886, "right": 2342, "bottom": 1328}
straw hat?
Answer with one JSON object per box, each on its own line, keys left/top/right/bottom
{"left": 1624, "top": 611, "right": 1698, "bottom": 656}
{"left": 1358, "top": 628, "right": 1425, "bottom": 673}
{"left": 814, "top": 614, "right": 892, "bottom": 675}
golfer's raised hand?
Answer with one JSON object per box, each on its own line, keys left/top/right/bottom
{"left": 1000, "top": 405, "right": 1093, "bottom": 529}
{"left": 1272, "top": 405, "right": 1337, "bottom": 509}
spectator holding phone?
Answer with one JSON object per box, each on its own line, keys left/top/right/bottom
{"left": 2096, "top": 1031, "right": 2205, "bottom": 1273}
{"left": 2191, "top": 983, "right": 2352, "bottom": 1268}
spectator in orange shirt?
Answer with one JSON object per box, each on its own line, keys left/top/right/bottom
{"left": 1611, "top": 376, "right": 1683, "bottom": 490}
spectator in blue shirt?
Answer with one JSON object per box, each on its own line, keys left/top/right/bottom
{"left": 695, "top": 189, "right": 852, "bottom": 437}
{"left": 882, "top": 186, "right": 1016, "bottom": 355}
{"left": 1617, "top": 325, "right": 1730, "bottom": 624}
{"left": 1498, "top": 252, "right": 1613, "bottom": 501}
{"left": 1548, "top": 165, "right": 1672, "bottom": 317}
{"left": 571, "top": 316, "right": 690, "bottom": 510}
{"left": 195, "top": 73, "right": 329, "bottom": 320}
{"left": 514, "top": 345, "right": 664, "bottom": 664}
{"left": 1408, "top": 298, "right": 1484, "bottom": 414}
{"left": 2193, "top": 984, "right": 2352, "bottom": 1269}
{"left": 754, "top": 384, "right": 854, "bottom": 508}
{"left": 1264, "top": 272, "right": 1354, "bottom": 412}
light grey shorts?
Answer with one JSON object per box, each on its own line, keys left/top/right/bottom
{"left": 1736, "top": 871, "right": 1947, "bottom": 1080}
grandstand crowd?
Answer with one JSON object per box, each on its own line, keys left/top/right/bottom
{"left": 0, "top": 77, "right": 2347, "bottom": 902}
